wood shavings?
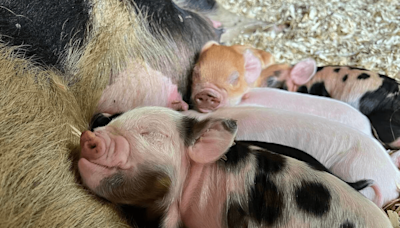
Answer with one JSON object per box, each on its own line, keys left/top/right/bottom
{"left": 218, "top": 0, "right": 400, "bottom": 77}
{"left": 388, "top": 210, "right": 400, "bottom": 228}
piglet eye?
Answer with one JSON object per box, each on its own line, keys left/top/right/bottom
{"left": 227, "top": 71, "right": 240, "bottom": 87}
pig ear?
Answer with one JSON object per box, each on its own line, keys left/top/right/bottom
{"left": 188, "top": 119, "right": 237, "bottom": 164}
{"left": 201, "top": 41, "right": 219, "bottom": 54}
{"left": 244, "top": 49, "right": 262, "bottom": 84}
{"left": 290, "top": 58, "right": 317, "bottom": 85}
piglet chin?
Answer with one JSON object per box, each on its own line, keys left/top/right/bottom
{"left": 78, "top": 158, "right": 117, "bottom": 190}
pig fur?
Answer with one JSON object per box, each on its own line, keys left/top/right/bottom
{"left": 79, "top": 106, "right": 392, "bottom": 228}
{"left": 0, "top": 44, "right": 131, "bottom": 227}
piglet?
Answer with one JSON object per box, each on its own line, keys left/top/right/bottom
{"left": 79, "top": 107, "right": 391, "bottom": 228}
{"left": 191, "top": 41, "right": 275, "bottom": 112}
{"left": 239, "top": 88, "right": 373, "bottom": 136}
{"left": 191, "top": 45, "right": 372, "bottom": 136}
{"left": 185, "top": 106, "right": 400, "bottom": 208}
{"left": 97, "top": 62, "right": 189, "bottom": 114}
{"left": 262, "top": 61, "right": 400, "bottom": 149}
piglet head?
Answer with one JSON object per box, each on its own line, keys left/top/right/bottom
{"left": 256, "top": 58, "right": 316, "bottom": 91}
{"left": 191, "top": 42, "right": 264, "bottom": 112}
{"left": 79, "top": 107, "right": 237, "bottom": 210}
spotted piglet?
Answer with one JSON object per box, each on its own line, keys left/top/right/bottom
{"left": 79, "top": 107, "right": 391, "bottom": 228}
{"left": 262, "top": 61, "right": 400, "bottom": 149}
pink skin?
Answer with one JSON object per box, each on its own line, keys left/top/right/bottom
{"left": 192, "top": 83, "right": 228, "bottom": 113}
{"left": 96, "top": 62, "right": 188, "bottom": 114}
{"left": 78, "top": 130, "right": 131, "bottom": 190}
{"left": 239, "top": 88, "right": 373, "bottom": 136}
{"left": 166, "top": 83, "right": 189, "bottom": 111}
{"left": 210, "top": 19, "right": 222, "bottom": 29}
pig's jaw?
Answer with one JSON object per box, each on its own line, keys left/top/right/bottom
{"left": 78, "top": 130, "right": 131, "bottom": 191}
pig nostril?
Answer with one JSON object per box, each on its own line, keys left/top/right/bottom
{"left": 89, "top": 143, "right": 96, "bottom": 149}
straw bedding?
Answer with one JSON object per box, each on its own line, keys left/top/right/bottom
{"left": 0, "top": 0, "right": 399, "bottom": 227}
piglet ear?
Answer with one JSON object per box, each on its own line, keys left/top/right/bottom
{"left": 290, "top": 58, "right": 317, "bottom": 85}
{"left": 244, "top": 49, "right": 262, "bottom": 84}
{"left": 188, "top": 118, "right": 237, "bottom": 164}
{"left": 201, "top": 41, "right": 219, "bottom": 54}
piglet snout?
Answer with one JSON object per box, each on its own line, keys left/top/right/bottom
{"left": 80, "top": 130, "right": 106, "bottom": 160}
{"left": 194, "top": 91, "right": 221, "bottom": 112}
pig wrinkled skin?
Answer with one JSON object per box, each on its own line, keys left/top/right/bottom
{"left": 79, "top": 107, "right": 391, "bottom": 228}
{"left": 262, "top": 62, "right": 400, "bottom": 150}
{"left": 185, "top": 106, "right": 400, "bottom": 208}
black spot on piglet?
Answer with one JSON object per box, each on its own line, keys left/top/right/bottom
{"left": 342, "top": 74, "right": 348, "bottom": 82}
{"left": 249, "top": 176, "right": 284, "bottom": 226}
{"left": 295, "top": 181, "right": 331, "bottom": 216}
{"left": 309, "top": 82, "right": 331, "bottom": 97}
{"left": 340, "top": 220, "right": 355, "bottom": 228}
{"left": 90, "top": 113, "right": 122, "bottom": 131}
{"left": 297, "top": 85, "right": 309, "bottom": 93}
{"left": 334, "top": 68, "right": 341, "bottom": 73}
{"left": 357, "top": 73, "right": 370, "bottom": 80}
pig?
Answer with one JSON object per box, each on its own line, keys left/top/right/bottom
{"left": 89, "top": 112, "right": 372, "bottom": 191}
{"left": 184, "top": 106, "right": 400, "bottom": 208}
{"left": 190, "top": 44, "right": 371, "bottom": 136}
{"left": 1, "top": 0, "right": 268, "bottom": 115}
{"left": 79, "top": 106, "right": 392, "bottom": 228}
{"left": 239, "top": 88, "right": 373, "bottom": 136}
{"left": 260, "top": 60, "right": 400, "bottom": 150}
{"left": 191, "top": 41, "right": 275, "bottom": 112}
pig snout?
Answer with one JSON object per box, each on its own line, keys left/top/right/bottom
{"left": 194, "top": 90, "right": 221, "bottom": 113}
{"left": 80, "top": 130, "right": 106, "bottom": 160}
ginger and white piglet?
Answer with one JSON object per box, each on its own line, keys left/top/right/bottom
{"left": 191, "top": 41, "right": 275, "bottom": 112}
{"left": 79, "top": 107, "right": 391, "bottom": 228}
{"left": 191, "top": 42, "right": 372, "bottom": 136}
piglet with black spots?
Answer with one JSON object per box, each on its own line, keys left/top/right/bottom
{"left": 79, "top": 106, "right": 391, "bottom": 228}
{"left": 263, "top": 61, "right": 400, "bottom": 149}
{"left": 185, "top": 106, "right": 400, "bottom": 207}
